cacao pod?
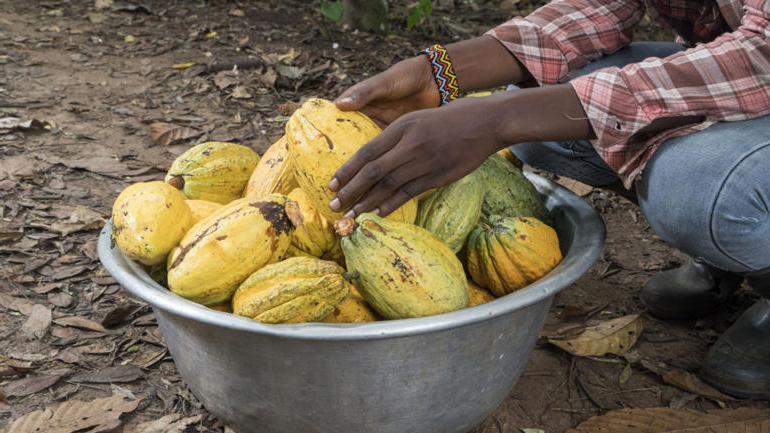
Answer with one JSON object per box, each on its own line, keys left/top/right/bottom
{"left": 336, "top": 213, "right": 468, "bottom": 319}
{"left": 186, "top": 199, "right": 223, "bottom": 224}
{"left": 286, "top": 98, "right": 417, "bottom": 223}
{"left": 166, "top": 141, "right": 259, "bottom": 204}
{"left": 467, "top": 281, "right": 496, "bottom": 307}
{"left": 209, "top": 303, "right": 232, "bottom": 313}
{"left": 474, "top": 154, "right": 550, "bottom": 224}
{"left": 244, "top": 135, "right": 299, "bottom": 198}
{"left": 416, "top": 171, "right": 484, "bottom": 253}
{"left": 466, "top": 215, "right": 562, "bottom": 297}
{"left": 112, "top": 181, "right": 193, "bottom": 266}
{"left": 497, "top": 148, "right": 523, "bottom": 169}
{"left": 322, "top": 285, "right": 379, "bottom": 323}
{"left": 284, "top": 188, "right": 343, "bottom": 263}
{"left": 233, "top": 257, "right": 350, "bottom": 324}
{"left": 167, "top": 194, "right": 293, "bottom": 306}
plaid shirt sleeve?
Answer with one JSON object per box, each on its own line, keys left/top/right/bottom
{"left": 570, "top": 0, "right": 770, "bottom": 186}
{"left": 485, "top": 0, "right": 646, "bottom": 85}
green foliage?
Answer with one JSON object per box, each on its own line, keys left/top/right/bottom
{"left": 320, "top": 0, "right": 344, "bottom": 22}
{"left": 407, "top": 0, "right": 433, "bottom": 30}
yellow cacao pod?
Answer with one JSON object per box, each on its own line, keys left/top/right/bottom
{"left": 466, "top": 216, "right": 562, "bottom": 297}
{"left": 467, "top": 281, "right": 496, "bottom": 307}
{"left": 233, "top": 257, "right": 350, "bottom": 324}
{"left": 284, "top": 188, "right": 343, "bottom": 263}
{"left": 167, "top": 194, "right": 293, "bottom": 306}
{"left": 337, "top": 213, "right": 468, "bottom": 319}
{"left": 286, "top": 98, "right": 417, "bottom": 223}
{"left": 244, "top": 135, "right": 299, "bottom": 198}
{"left": 209, "top": 303, "right": 232, "bottom": 313}
{"left": 322, "top": 285, "right": 379, "bottom": 323}
{"left": 166, "top": 141, "right": 259, "bottom": 204}
{"left": 112, "top": 181, "right": 193, "bottom": 266}
{"left": 185, "top": 199, "right": 223, "bottom": 224}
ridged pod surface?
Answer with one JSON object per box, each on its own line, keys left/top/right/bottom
{"left": 244, "top": 135, "right": 299, "bottom": 198}
{"left": 467, "top": 216, "right": 562, "bottom": 297}
{"left": 233, "top": 257, "right": 350, "bottom": 324}
{"left": 475, "top": 154, "right": 550, "bottom": 224}
{"left": 166, "top": 141, "right": 259, "bottom": 204}
{"left": 337, "top": 213, "right": 468, "bottom": 319}
{"left": 416, "top": 171, "right": 484, "bottom": 253}
{"left": 112, "top": 181, "right": 193, "bottom": 266}
{"left": 286, "top": 98, "right": 417, "bottom": 223}
{"left": 322, "top": 285, "right": 379, "bottom": 323}
{"left": 284, "top": 188, "right": 343, "bottom": 263}
{"left": 467, "top": 281, "right": 496, "bottom": 307}
{"left": 186, "top": 199, "right": 223, "bottom": 224}
{"left": 166, "top": 194, "right": 293, "bottom": 306}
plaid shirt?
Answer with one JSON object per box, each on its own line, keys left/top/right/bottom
{"left": 487, "top": 0, "right": 770, "bottom": 187}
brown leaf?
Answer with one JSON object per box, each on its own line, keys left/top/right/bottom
{"left": 567, "top": 407, "right": 770, "bottom": 433}
{"left": 71, "top": 365, "right": 143, "bottom": 383}
{"left": 213, "top": 71, "right": 238, "bottom": 90}
{"left": 0, "top": 155, "right": 51, "bottom": 180}
{"left": 101, "top": 305, "right": 137, "bottom": 328}
{"left": 21, "top": 305, "right": 52, "bottom": 339}
{"left": 47, "top": 292, "right": 74, "bottom": 308}
{"left": 133, "top": 414, "right": 203, "bottom": 433}
{"left": 2, "top": 374, "right": 61, "bottom": 397}
{"left": 549, "top": 314, "right": 643, "bottom": 357}
{"left": 231, "top": 85, "right": 252, "bottom": 99}
{"left": 229, "top": 8, "right": 245, "bottom": 16}
{"left": 556, "top": 176, "right": 594, "bottom": 196}
{"left": 662, "top": 369, "right": 734, "bottom": 401}
{"left": 53, "top": 316, "right": 108, "bottom": 333}
{"left": 2, "top": 395, "right": 140, "bottom": 433}
{"left": 0, "top": 293, "right": 34, "bottom": 314}
{"left": 54, "top": 348, "right": 81, "bottom": 365}
{"left": 36, "top": 154, "right": 132, "bottom": 177}
{"left": 48, "top": 205, "right": 105, "bottom": 235}
{"left": 0, "top": 117, "right": 52, "bottom": 131}
{"left": 149, "top": 122, "right": 203, "bottom": 146}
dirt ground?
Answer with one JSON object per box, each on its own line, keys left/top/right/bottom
{"left": 1, "top": 1, "right": 768, "bottom": 432}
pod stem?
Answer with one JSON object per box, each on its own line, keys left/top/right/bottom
{"left": 167, "top": 175, "right": 185, "bottom": 190}
{"left": 334, "top": 217, "right": 356, "bottom": 237}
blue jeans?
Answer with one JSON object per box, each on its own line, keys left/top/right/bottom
{"left": 510, "top": 42, "right": 770, "bottom": 274}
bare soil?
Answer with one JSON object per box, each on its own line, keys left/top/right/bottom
{"left": 1, "top": 1, "right": 767, "bottom": 432}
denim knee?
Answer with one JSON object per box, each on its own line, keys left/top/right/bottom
{"left": 638, "top": 119, "right": 770, "bottom": 273}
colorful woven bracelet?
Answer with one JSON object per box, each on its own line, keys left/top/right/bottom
{"left": 419, "top": 44, "right": 460, "bottom": 105}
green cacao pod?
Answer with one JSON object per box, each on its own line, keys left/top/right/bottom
{"left": 416, "top": 171, "right": 484, "bottom": 253}
{"left": 232, "top": 257, "right": 350, "bottom": 323}
{"left": 166, "top": 141, "right": 259, "bottom": 204}
{"left": 475, "top": 154, "right": 550, "bottom": 224}
{"left": 336, "top": 213, "right": 468, "bottom": 319}
{"left": 466, "top": 215, "right": 562, "bottom": 297}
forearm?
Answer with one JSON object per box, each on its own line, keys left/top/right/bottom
{"left": 445, "top": 36, "right": 532, "bottom": 92}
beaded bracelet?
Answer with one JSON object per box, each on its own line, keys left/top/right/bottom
{"left": 419, "top": 44, "right": 460, "bottom": 105}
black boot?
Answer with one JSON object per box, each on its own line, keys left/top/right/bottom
{"left": 641, "top": 259, "right": 742, "bottom": 320}
{"left": 700, "top": 282, "right": 770, "bottom": 400}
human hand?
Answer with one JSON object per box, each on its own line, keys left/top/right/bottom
{"left": 335, "top": 56, "right": 440, "bottom": 127}
{"left": 328, "top": 96, "right": 505, "bottom": 216}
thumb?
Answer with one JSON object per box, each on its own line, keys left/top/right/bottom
{"left": 335, "top": 76, "right": 390, "bottom": 111}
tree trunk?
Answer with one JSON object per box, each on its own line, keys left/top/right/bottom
{"left": 342, "top": 0, "right": 389, "bottom": 33}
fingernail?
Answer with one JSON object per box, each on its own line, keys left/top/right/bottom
{"left": 344, "top": 210, "right": 356, "bottom": 218}
{"left": 328, "top": 178, "right": 339, "bottom": 191}
{"left": 338, "top": 96, "right": 354, "bottom": 104}
{"left": 329, "top": 198, "right": 341, "bottom": 211}
{"left": 372, "top": 208, "right": 381, "bottom": 216}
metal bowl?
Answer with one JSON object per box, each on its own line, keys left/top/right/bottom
{"left": 98, "top": 173, "right": 604, "bottom": 433}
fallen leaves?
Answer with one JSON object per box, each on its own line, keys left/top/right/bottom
{"left": 0, "top": 117, "right": 52, "bottom": 133}
{"left": 133, "top": 413, "right": 203, "bottom": 433}
{"left": 2, "top": 395, "right": 140, "bottom": 433}
{"left": 20, "top": 304, "right": 52, "bottom": 339}
{"left": 230, "top": 85, "right": 252, "bottom": 99}
{"left": 2, "top": 374, "right": 62, "bottom": 397}
{"left": 567, "top": 407, "right": 770, "bottom": 433}
{"left": 556, "top": 176, "right": 594, "bottom": 197}
{"left": 48, "top": 205, "right": 105, "bottom": 236}
{"left": 71, "top": 365, "right": 143, "bottom": 383}
{"left": 149, "top": 122, "right": 203, "bottom": 146}
{"left": 53, "top": 316, "right": 109, "bottom": 333}
{"left": 548, "top": 314, "right": 643, "bottom": 357}
{"left": 662, "top": 368, "right": 733, "bottom": 401}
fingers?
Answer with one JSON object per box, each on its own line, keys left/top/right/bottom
{"left": 328, "top": 123, "right": 402, "bottom": 193}
{"left": 349, "top": 161, "right": 424, "bottom": 216}
{"left": 377, "top": 176, "right": 435, "bottom": 217}
{"left": 335, "top": 75, "right": 390, "bottom": 111}
{"left": 330, "top": 144, "right": 408, "bottom": 212}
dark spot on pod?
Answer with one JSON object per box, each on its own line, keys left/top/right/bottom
{"left": 253, "top": 201, "right": 292, "bottom": 235}
{"left": 216, "top": 235, "right": 228, "bottom": 241}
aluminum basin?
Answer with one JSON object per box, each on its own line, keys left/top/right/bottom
{"left": 98, "top": 173, "right": 605, "bottom": 433}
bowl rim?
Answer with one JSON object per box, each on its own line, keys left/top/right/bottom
{"left": 98, "top": 173, "right": 605, "bottom": 341}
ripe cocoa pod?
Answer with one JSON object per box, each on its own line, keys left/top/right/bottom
{"left": 244, "top": 135, "right": 299, "bottom": 198}
{"left": 167, "top": 194, "right": 293, "bottom": 305}
{"left": 185, "top": 199, "right": 223, "bottom": 224}
{"left": 322, "top": 285, "right": 379, "bottom": 323}
{"left": 467, "top": 281, "right": 496, "bottom": 307}
{"left": 112, "top": 181, "right": 193, "bottom": 266}
{"left": 336, "top": 213, "right": 468, "bottom": 319}
{"left": 166, "top": 141, "right": 259, "bottom": 204}
{"left": 233, "top": 257, "right": 350, "bottom": 324}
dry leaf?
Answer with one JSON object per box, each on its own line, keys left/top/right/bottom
{"left": 71, "top": 365, "right": 143, "bottom": 383}
{"left": 549, "top": 314, "right": 643, "bottom": 357}
{"left": 229, "top": 8, "right": 245, "bottom": 16}
{"left": 662, "top": 369, "right": 733, "bottom": 401}
{"left": 0, "top": 117, "right": 52, "bottom": 131}
{"left": 2, "top": 395, "right": 140, "bottom": 433}
{"left": 53, "top": 316, "right": 108, "bottom": 333}
{"left": 36, "top": 154, "right": 133, "bottom": 177}
{"left": 0, "top": 155, "right": 50, "bottom": 180}
{"left": 149, "top": 122, "right": 203, "bottom": 146}
{"left": 258, "top": 67, "right": 277, "bottom": 87}
{"left": 54, "top": 348, "right": 81, "bottom": 365}
{"left": 275, "top": 64, "right": 304, "bottom": 79}
{"left": 0, "top": 293, "right": 34, "bottom": 314}
{"left": 94, "top": 0, "right": 113, "bottom": 10}
{"left": 48, "top": 205, "right": 104, "bottom": 235}
{"left": 3, "top": 374, "right": 61, "bottom": 397}
{"left": 231, "top": 85, "right": 252, "bottom": 99}
{"left": 214, "top": 71, "right": 238, "bottom": 90}
{"left": 172, "top": 62, "right": 196, "bottom": 70}
{"left": 133, "top": 414, "right": 203, "bottom": 433}
{"left": 557, "top": 176, "right": 594, "bottom": 196}
{"left": 567, "top": 407, "right": 770, "bottom": 433}
{"left": 47, "top": 292, "right": 74, "bottom": 308}
{"left": 21, "top": 305, "right": 52, "bottom": 339}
